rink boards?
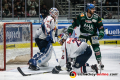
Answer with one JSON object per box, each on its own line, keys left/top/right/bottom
{"left": 0, "top": 23, "right": 120, "bottom": 49}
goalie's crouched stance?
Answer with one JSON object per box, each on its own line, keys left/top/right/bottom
{"left": 28, "top": 42, "right": 53, "bottom": 70}
{"left": 52, "top": 33, "right": 98, "bottom": 74}
{"left": 28, "top": 7, "right": 61, "bottom": 70}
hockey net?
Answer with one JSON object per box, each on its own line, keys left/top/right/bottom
{"left": 0, "top": 22, "right": 33, "bottom": 71}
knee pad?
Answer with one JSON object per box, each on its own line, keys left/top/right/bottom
{"left": 91, "top": 36, "right": 99, "bottom": 45}
{"left": 93, "top": 46, "right": 101, "bottom": 61}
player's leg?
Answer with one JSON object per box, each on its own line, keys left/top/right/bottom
{"left": 35, "top": 38, "right": 48, "bottom": 52}
{"left": 73, "top": 63, "right": 98, "bottom": 74}
{"left": 84, "top": 63, "right": 98, "bottom": 73}
{"left": 28, "top": 43, "right": 53, "bottom": 70}
{"left": 90, "top": 35, "right": 104, "bottom": 69}
{"left": 72, "top": 46, "right": 92, "bottom": 73}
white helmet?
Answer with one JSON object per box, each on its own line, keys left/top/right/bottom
{"left": 49, "top": 7, "right": 59, "bottom": 19}
{"left": 58, "top": 33, "right": 68, "bottom": 43}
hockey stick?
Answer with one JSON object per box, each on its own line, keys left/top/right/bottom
{"left": 100, "top": 64, "right": 101, "bottom": 74}
{"left": 17, "top": 67, "right": 52, "bottom": 76}
{"left": 52, "top": 45, "right": 58, "bottom": 62}
{"left": 105, "top": 28, "right": 120, "bottom": 36}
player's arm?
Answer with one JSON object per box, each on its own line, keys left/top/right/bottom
{"left": 52, "top": 43, "right": 67, "bottom": 74}
{"left": 97, "top": 17, "right": 104, "bottom": 40}
{"left": 45, "top": 19, "right": 56, "bottom": 43}
{"left": 67, "top": 15, "right": 81, "bottom": 35}
{"left": 55, "top": 28, "right": 68, "bottom": 37}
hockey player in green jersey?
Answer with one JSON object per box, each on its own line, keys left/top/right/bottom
{"left": 67, "top": 3, "right": 104, "bottom": 69}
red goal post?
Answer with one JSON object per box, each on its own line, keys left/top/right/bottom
{"left": 0, "top": 22, "right": 33, "bottom": 71}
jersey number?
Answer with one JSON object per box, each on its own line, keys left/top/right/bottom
{"left": 67, "top": 38, "right": 81, "bottom": 47}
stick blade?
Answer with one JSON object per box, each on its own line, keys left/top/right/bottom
{"left": 17, "top": 67, "right": 29, "bottom": 76}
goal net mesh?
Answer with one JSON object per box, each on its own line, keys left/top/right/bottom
{"left": 0, "top": 22, "right": 33, "bottom": 70}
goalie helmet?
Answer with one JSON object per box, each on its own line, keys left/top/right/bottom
{"left": 86, "top": 3, "right": 95, "bottom": 11}
{"left": 49, "top": 7, "right": 59, "bottom": 19}
{"left": 58, "top": 33, "right": 68, "bottom": 43}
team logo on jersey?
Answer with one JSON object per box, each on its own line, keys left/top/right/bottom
{"left": 81, "top": 13, "right": 84, "bottom": 17}
{"left": 69, "top": 71, "right": 77, "bottom": 78}
{"left": 84, "top": 23, "right": 94, "bottom": 32}
{"left": 85, "top": 20, "right": 92, "bottom": 23}
{"left": 92, "top": 19, "right": 97, "bottom": 22}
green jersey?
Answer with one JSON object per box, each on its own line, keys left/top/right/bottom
{"left": 71, "top": 12, "right": 103, "bottom": 35}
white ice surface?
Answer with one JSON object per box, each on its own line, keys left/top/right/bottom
{"left": 0, "top": 45, "right": 120, "bottom": 80}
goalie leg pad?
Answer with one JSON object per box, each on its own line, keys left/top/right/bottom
{"left": 28, "top": 43, "right": 52, "bottom": 70}
{"left": 37, "top": 43, "right": 53, "bottom": 67}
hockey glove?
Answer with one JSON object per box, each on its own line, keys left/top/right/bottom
{"left": 66, "top": 62, "right": 72, "bottom": 72}
{"left": 67, "top": 26, "right": 74, "bottom": 36}
{"left": 98, "top": 29, "right": 104, "bottom": 40}
{"left": 52, "top": 66, "right": 62, "bottom": 74}
{"left": 46, "top": 36, "right": 53, "bottom": 43}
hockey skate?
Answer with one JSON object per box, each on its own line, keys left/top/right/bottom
{"left": 98, "top": 61, "right": 104, "bottom": 70}
{"left": 99, "top": 64, "right": 104, "bottom": 70}
{"left": 28, "top": 64, "right": 40, "bottom": 70}
{"left": 91, "top": 64, "right": 98, "bottom": 74}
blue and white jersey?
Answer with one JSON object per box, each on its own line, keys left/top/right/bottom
{"left": 59, "top": 38, "right": 88, "bottom": 67}
{"left": 35, "top": 15, "right": 58, "bottom": 43}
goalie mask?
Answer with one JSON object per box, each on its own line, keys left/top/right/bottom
{"left": 49, "top": 7, "right": 59, "bottom": 20}
{"left": 58, "top": 33, "right": 68, "bottom": 43}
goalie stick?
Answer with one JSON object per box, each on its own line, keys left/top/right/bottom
{"left": 17, "top": 67, "right": 52, "bottom": 76}
{"left": 52, "top": 46, "right": 58, "bottom": 62}
{"left": 17, "top": 67, "right": 67, "bottom": 76}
